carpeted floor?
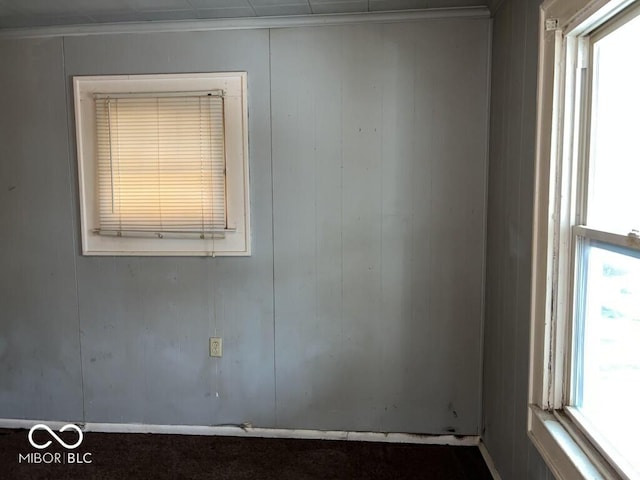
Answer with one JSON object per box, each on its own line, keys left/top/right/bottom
{"left": 0, "top": 428, "right": 493, "bottom": 479}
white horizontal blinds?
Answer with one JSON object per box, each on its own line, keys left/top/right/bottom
{"left": 94, "top": 93, "right": 226, "bottom": 238}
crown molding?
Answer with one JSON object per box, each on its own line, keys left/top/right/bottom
{"left": 0, "top": 7, "right": 490, "bottom": 39}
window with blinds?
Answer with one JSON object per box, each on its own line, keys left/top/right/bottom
{"left": 74, "top": 73, "right": 250, "bottom": 256}
{"left": 94, "top": 92, "right": 227, "bottom": 239}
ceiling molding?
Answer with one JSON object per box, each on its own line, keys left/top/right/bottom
{"left": 0, "top": 7, "right": 490, "bottom": 39}
{"left": 487, "top": 0, "right": 506, "bottom": 15}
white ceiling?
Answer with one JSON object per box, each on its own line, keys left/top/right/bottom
{"left": 0, "top": 0, "right": 487, "bottom": 29}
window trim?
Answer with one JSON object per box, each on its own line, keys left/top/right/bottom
{"left": 529, "top": 0, "right": 640, "bottom": 478}
{"left": 73, "top": 72, "right": 251, "bottom": 257}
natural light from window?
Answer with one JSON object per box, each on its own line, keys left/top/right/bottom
{"left": 96, "top": 95, "right": 226, "bottom": 237}
{"left": 587, "top": 11, "right": 640, "bottom": 234}
{"left": 571, "top": 9, "right": 640, "bottom": 478}
{"left": 575, "top": 245, "right": 640, "bottom": 476}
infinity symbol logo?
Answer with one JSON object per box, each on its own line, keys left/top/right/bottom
{"left": 28, "top": 424, "right": 84, "bottom": 450}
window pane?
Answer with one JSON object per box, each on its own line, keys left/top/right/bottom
{"left": 574, "top": 242, "right": 640, "bottom": 476}
{"left": 587, "top": 13, "right": 640, "bottom": 233}
{"left": 95, "top": 95, "right": 227, "bottom": 236}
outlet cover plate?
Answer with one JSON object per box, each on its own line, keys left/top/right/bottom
{"left": 209, "top": 337, "right": 222, "bottom": 357}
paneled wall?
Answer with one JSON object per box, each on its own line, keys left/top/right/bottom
{"left": 0, "top": 38, "right": 83, "bottom": 421}
{"left": 482, "top": 0, "right": 553, "bottom": 478}
{"left": 0, "top": 15, "right": 490, "bottom": 435}
{"left": 270, "top": 21, "right": 489, "bottom": 433}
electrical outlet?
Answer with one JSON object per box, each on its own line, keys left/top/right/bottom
{"left": 209, "top": 337, "right": 222, "bottom": 357}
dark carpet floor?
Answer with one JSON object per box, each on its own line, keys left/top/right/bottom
{"left": 0, "top": 428, "right": 493, "bottom": 479}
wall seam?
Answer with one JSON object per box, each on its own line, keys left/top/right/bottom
{"left": 268, "top": 27, "right": 278, "bottom": 428}
{"left": 510, "top": 0, "right": 526, "bottom": 473}
{"left": 480, "top": 15, "right": 495, "bottom": 440}
{"left": 61, "top": 35, "right": 87, "bottom": 423}
{"left": 516, "top": 0, "right": 533, "bottom": 475}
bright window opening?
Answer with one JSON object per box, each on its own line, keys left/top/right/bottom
{"left": 73, "top": 73, "right": 250, "bottom": 256}
{"left": 571, "top": 244, "right": 640, "bottom": 476}
{"left": 95, "top": 94, "right": 227, "bottom": 237}
{"left": 568, "top": 5, "right": 640, "bottom": 478}
{"left": 586, "top": 12, "right": 640, "bottom": 234}
{"left": 531, "top": 0, "right": 640, "bottom": 478}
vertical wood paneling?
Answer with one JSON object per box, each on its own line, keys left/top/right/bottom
{"left": 0, "top": 38, "right": 84, "bottom": 421}
{"left": 482, "top": 0, "right": 554, "bottom": 478}
{"left": 63, "top": 29, "right": 275, "bottom": 427}
{"left": 270, "top": 26, "right": 349, "bottom": 428}
{"left": 415, "top": 19, "right": 490, "bottom": 431}
{"left": 339, "top": 24, "right": 385, "bottom": 429}
{"left": 0, "top": 16, "right": 493, "bottom": 439}
{"left": 272, "top": 19, "right": 490, "bottom": 434}
{"left": 378, "top": 25, "right": 419, "bottom": 432}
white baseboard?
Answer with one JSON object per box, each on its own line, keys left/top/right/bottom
{"left": 478, "top": 441, "right": 502, "bottom": 480}
{"left": 0, "top": 417, "right": 479, "bottom": 446}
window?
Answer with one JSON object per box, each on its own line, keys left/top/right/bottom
{"left": 569, "top": 10, "right": 640, "bottom": 476}
{"left": 74, "top": 73, "right": 250, "bottom": 256}
{"left": 530, "top": 1, "right": 640, "bottom": 479}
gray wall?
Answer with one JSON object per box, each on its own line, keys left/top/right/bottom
{"left": 0, "top": 17, "right": 490, "bottom": 435}
{"left": 482, "top": 0, "right": 553, "bottom": 478}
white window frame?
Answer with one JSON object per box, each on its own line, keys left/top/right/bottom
{"left": 74, "top": 72, "right": 250, "bottom": 256}
{"left": 530, "top": 0, "right": 640, "bottom": 479}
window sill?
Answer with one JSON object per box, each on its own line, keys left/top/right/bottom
{"left": 528, "top": 405, "right": 622, "bottom": 480}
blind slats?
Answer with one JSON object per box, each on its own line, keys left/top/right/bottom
{"left": 95, "top": 95, "right": 227, "bottom": 237}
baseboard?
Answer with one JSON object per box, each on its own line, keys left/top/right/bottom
{"left": 0, "top": 417, "right": 479, "bottom": 446}
{"left": 478, "top": 441, "right": 502, "bottom": 480}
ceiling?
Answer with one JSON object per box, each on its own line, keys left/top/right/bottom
{"left": 0, "top": 0, "right": 487, "bottom": 29}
